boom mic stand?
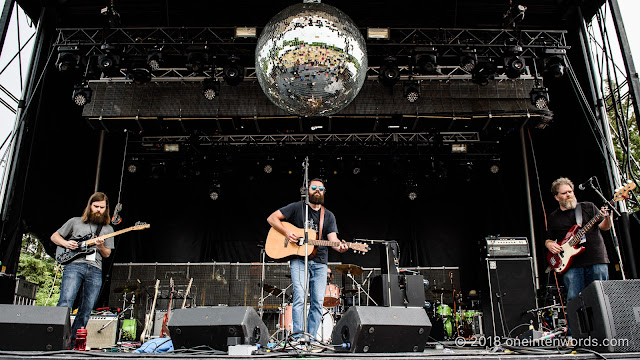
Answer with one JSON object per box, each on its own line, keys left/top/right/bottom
{"left": 586, "top": 177, "right": 626, "bottom": 279}
{"left": 300, "top": 157, "right": 311, "bottom": 345}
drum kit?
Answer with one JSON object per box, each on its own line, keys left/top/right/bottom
{"left": 263, "top": 263, "right": 370, "bottom": 342}
{"left": 427, "top": 285, "right": 483, "bottom": 340}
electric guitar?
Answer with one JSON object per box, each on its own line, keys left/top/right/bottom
{"left": 265, "top": 222, "right": 369, "bottom": 260}
{"left": 140, "top": 279, "right": 160, "bottom": 343}
{"left": 547, "top": 181, "right": 635, "bottom": 273}
{"left": 55, "top": 222, "right": 150, "bottom": 264}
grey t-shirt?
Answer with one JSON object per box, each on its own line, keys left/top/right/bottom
{"left": 56, "top": 217, "right": 115, "bottom": 270}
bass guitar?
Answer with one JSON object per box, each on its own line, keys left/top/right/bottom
{"left": 55, "top": 222, "right": 150, "bottom": 264}
{"left": 160, "top": 278, "right": 174, "bottom": 338}
{"left": 547, "top": 181, "right": 635, "bottom": 273}
{"left": 265, "top": 222, "right": 369, "bottom": 260}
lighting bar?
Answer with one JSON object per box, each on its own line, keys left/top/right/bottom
{"left": 367, "top": 28, "right": 390, "bottom": 40}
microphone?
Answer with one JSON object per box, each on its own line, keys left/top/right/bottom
{"left": 578, "top": 176, "right": 596, "bottom": 190}
{"left": 111, "top": 203, "right": 123, "bottom": 225}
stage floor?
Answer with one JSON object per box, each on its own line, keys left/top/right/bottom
{"left": 1, "top": 344, "right": 640, "bottom": 360}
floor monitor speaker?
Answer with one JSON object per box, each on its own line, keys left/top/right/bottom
{"left": 331, "top": 306, "right": 431, "bottom": 353}
{"left": 0, "top": 305, "right": 70, "bottom": 350}
{"left": 567, "top": 280, "right": 640, "bottom": 352}
{"left": 168, "top": 306, "right": 269, "bottom": 351}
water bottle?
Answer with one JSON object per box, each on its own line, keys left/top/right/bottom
{"left": 75, "top": 327, "right": 87, "bottom": 351}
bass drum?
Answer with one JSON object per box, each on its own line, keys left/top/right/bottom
{"left": 315, "top": 311, "right": 335, "bottom": 343}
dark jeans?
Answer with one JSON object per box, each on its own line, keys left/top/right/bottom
{"left": 57, "top": 263, "right": 102, "bottom": 340}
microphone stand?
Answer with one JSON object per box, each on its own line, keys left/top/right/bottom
{"left": 587, "top": 178, "right": 626, "bottom": 279}
{"left": 301, "top": 157, "right": 311, "bottom": 344}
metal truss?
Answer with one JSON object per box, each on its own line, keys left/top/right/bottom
{"left": 139, "top": 132, "right": 481, "bottom": 146}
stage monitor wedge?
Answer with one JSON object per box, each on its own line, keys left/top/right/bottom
{"left": 0, "top": 305, "right": 71, "bottom": 351}
{"left": 567, "top": 279, "right": 640, "bottom": 352}
{"left": 332, "top": 306, "right": 431, "bottom": 353}
{"left": 168, "top": 306, "right": 268, "bottom": 351}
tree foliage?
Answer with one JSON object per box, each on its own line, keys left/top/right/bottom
{"left": 17, "top": 233, "right": 60, "bottom": 306}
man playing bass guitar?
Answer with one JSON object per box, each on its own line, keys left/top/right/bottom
{"left": 50, "top": 192, "right": 115, "bottom": 346}
{"left": 545, "top": 177, "right": 612, "bottom": 305}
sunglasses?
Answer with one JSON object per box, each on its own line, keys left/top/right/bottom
{"left": 310, "top": 185, "right": 325, "bottom": 191}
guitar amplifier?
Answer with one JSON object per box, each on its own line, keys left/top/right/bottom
{"left": 70, "top": 315, "right": 118, "bottom": 349}
{"left": 484, "top": 237, "right": 530, "bottom": 257}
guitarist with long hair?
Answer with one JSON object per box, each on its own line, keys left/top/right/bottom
{"left": 51, "top": 192, "right": 115, "bottom": 346}
{"left": 545, "top": 177, "right": 612, "bottom": 307}
{"left": 267, "top": 178, "right": 348, "bottom": 343}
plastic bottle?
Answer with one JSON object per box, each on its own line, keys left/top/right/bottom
{"left": 75, "top": 327, "right": 87, "bottom": 351}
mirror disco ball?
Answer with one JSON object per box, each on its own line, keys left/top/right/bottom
{"left": 255, "top": 2, "right": 368, "bottom": 117}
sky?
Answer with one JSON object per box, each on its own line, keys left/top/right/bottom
{"left": 0, "top": 1, "right": 639, "bottom": 204}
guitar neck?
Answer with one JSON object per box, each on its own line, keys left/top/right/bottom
{"left": 308, "top": 239, "right": 350, "bottom": 248}
{"left": 84, "top": 226, "right": 135, "bottom": 246}
{"left": 568, "top": 200, "right": 612, "bottom": 246}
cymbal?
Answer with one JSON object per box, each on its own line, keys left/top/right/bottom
{"left": 263, "top": 284, "right": 285, "bottom": 297}
{"left": 113, "top": 285, "right": 138, "bottom": 293}
{"left": 335, "top": 264, "right": 363, "bottom": 276}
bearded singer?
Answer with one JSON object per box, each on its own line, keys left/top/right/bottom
{"left": 51, "top": 192, "right": 115, "bottom": 344}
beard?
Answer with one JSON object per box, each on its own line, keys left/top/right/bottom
{"left": 559, "top": 197, "right": 577, "bottom": 210}
{"left": 309, "top": 192, "right": 324, "bottom": 205}
{"left": 89, "top": 211, "right": 109, "bottom": 224}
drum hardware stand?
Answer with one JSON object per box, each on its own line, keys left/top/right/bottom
{"left": 269, "top": 284, "right": 293, "bottom": 343}
{"left": 258, "top": 247, "right": 266, "bottom": 319}
{"left": 113, "top": 292, "right": 136, "bottom": 344}
{"left": 345, "top": 271, "right": 377, "bottom": 306}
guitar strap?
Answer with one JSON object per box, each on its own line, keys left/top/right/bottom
{"left": 318, "top": 206, "right": 325, "bottom": 241}
{"left": 96, "top": 224, "right": 104, "bottom": 237}
{"left": 575, "top": 203, "right": 582, "bottom": 226}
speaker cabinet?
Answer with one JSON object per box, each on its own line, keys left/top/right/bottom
{"left": 331, "top": 306, "right": 431, "bottom": 353}
{"left": 484, "top": 257, "right": 538, "bottom": 338}
{"left": 567, "top": 280, "right": 640, "bottom": 352}
{"left": 0, "top": 305, "right": 71, "bottom": 350}
{"left": 370, "top": 274, "right": 425, "bottom": 307}
{"left": 168, "top": 306, "right": 269, "bottom": 351}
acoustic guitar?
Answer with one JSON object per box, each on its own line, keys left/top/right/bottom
{"left": 265, "top": 222, "right": 369, "bottom": 260}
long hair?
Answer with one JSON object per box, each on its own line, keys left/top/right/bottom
{"left": 81, "top": 192, "right": 111, "bottom": 225}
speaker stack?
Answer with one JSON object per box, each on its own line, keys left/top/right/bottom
{"left": 0, "top": 305, "right": 71, "bottom": 350}
{"left": 168, "top": 306, "right": 269, "bottom": 351}
{"left": 567, "top": 279, "right": 640, "bottom": 352}
{"left": 483, "top": 257, "right": 538, "bottom": 338}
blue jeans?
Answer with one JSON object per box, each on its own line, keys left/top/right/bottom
{"left": 57, "top": 263, "right": 102, "bottom": 340}
{"left": 563, "top": 264, "right": 609, "bottom": 302}
{"left": 290, "top": 259, "right": 327, "bottom": 339}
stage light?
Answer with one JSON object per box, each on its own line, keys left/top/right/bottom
{"left": 163, "top": 144, "right": 180, "bottom": 152}
{"left": 202, "top": 78, "right": 220, "bottom": 100}
{"left": 235, "top": 27, "right": 257, "bottom": 38}
{"left": 97, "top": 44, "right": 121, "bottom": 75}
{"left": 264, "top": 164, "right": 273, "bottom": 174}
{"left": 472, "top": 60, "right": 497, "bottom": 86}
{"left": 127, "top": 164, "right": 137, "bottom": 173}
{"left": 353, "top": 167, "right": 361, "bottom": 175}
{"left": 408, "top": 191, "right": 417, "bottom": 200}
{"left": 367, "top": 28, "right": 390, "bottom": 39}
{"left": 147, "top": 52, "right": 164, "bottom": 71}
{"left": 489, "top": 160, "right": 500, "bottom": 174}
{"left": 378, "top": 56, "right": 400, "bottom": 87}
{"left": 72, "top": 84, "right": 92, "bottom": 106}
{"left": 56, "top": 45, "right": 80, "bottom": 72}
{"left": 503, "top": 45, "right": 526, "bottom": 78}
{"left": 414, "top": 47, "right": 438, "bottom": 75}
{"left": 544, "top": 56, "right": 566, "bottom": 79}
{"left": 126, "top": 63, "right": 152, "bottom": 84}
{"left": 186, "top": 52, "right": 208, "bottom": 74}
{"left": 451, "top": 143, "right": 467, "bottom": 153}
{"left": 223, "top": 56, "right": 244, "bottom": 86}
{"left": 403, "top": 81, "right": 421, "bottom": 103}
{"left": 209, "top": 185, "right": 221, "bottom": 201}
{"left": 530, "top": 86, "right": 550, "bottom": 109}
{"left": 459, "top": 49, "right": 477, "bottom": 72}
